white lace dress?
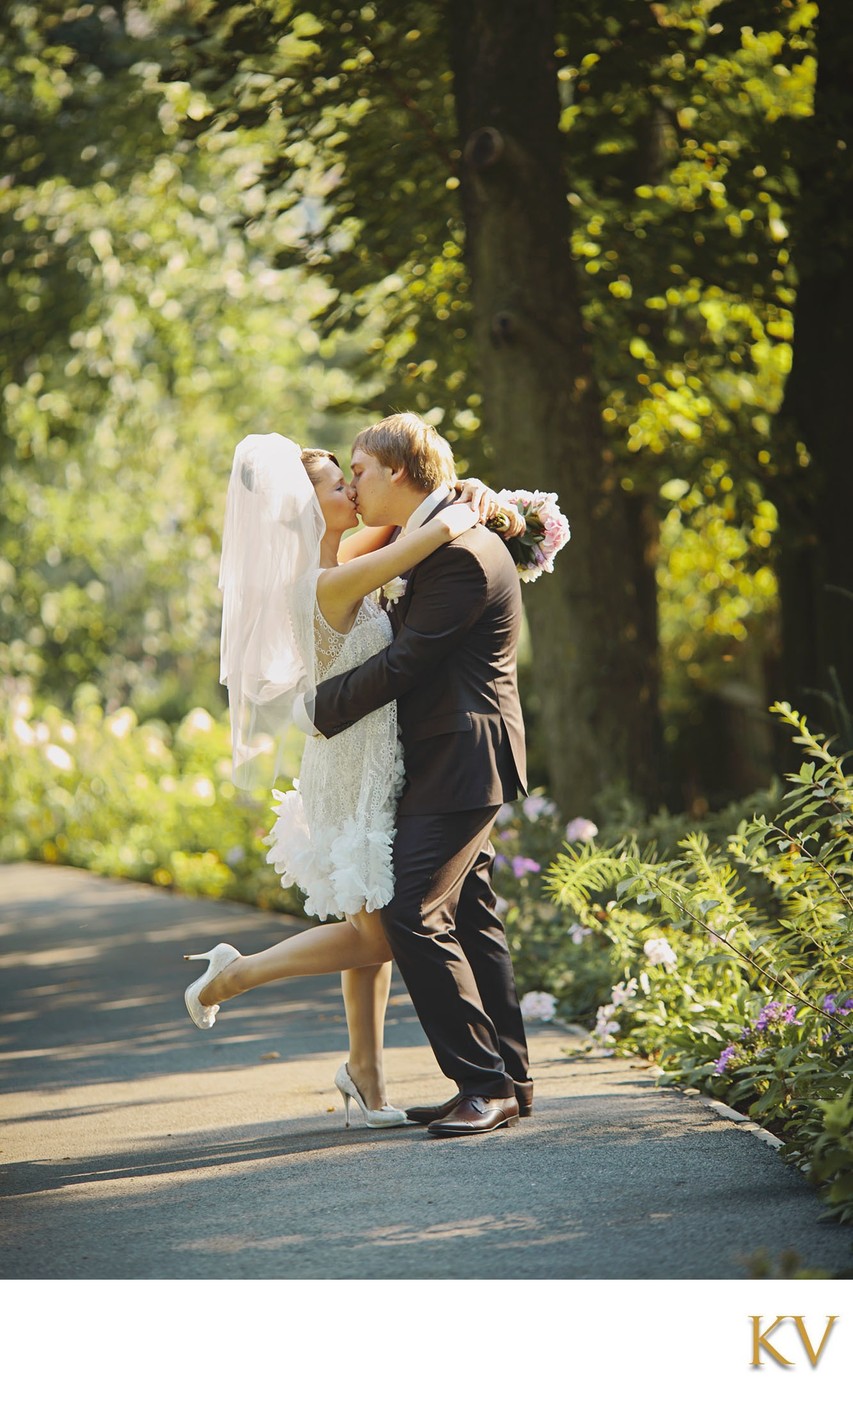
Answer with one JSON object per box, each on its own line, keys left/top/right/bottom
{"left": 264, "top": 589, "right": 405, "bottom": 920}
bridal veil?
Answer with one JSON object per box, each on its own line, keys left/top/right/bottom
{"left": 219, "top": 432, "right": 323, "bottom": 787}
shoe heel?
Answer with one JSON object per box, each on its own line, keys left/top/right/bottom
{"left": 183, "top": 950, "right": 216, "bottom": 962}
{"left": 506, "top": 1114, "right": 520, "bottom": 1128}
{"left": 339, "top": 1088, "right": 352, "bottom": 1129}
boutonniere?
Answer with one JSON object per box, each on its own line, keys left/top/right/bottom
{"left": 381, "top": 576, "right": 407, "bottom": 603}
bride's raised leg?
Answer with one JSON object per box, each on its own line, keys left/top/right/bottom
{"left": 199, "top": 912, "right": 392, "bottom": 1007}
{"left": 340, "top": 909, "right": 395, "bottom": 1110}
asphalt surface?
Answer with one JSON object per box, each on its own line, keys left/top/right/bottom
{"left": 2, "top": 861, "right": 852, "bottom": 1280}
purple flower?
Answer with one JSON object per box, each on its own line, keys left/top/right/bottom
{"left": 753, "top": 1001, "right": 782, "bottom": 1032}
{"left": 511, "top": 856, "right": 541, "bottom": 879}
{"left": 522, "top": 795, "right": 556, "bottom": 822}
{"left": 752, "top": 1000, "right": 801, "bottom": 1032}
{"left": 823, "top": 994, "right": 853, "bottom": 1016}
{"left": 714, "top": 1044, "right": 736, "bottom": 1074}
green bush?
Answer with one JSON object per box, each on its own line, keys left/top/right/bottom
{"left": 545, "top": 701, "right": 853, "bottom": 1223}
{"left": 1, "top": 685, "right": 306, "bottom": 916}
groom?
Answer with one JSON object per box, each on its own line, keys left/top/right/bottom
{"left": 297, "top": 411, "right": 532, "bottom": 1136}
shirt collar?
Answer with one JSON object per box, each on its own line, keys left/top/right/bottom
{"left": 402, "top": 485, "right": 453, "bottom": 536}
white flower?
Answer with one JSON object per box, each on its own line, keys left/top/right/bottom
{"left": 381, "top": 576, "right": 407, "bottom": 602}
{"left": 520, "top": 990, "right": 558, "bottom": 1022}
{"left": 190, "top": 777, "right": 215, "bottom": 802}
{"left": 12, "top": 717, "right": 35, "bottom": 747}
{"left": 106, "top": 708, "right": 136, "bottom": 739}
{"left": 184, "top": 707, "right": 214, "bottom": 733}
{"left": 592, "top": 1002, "right": 620, "bottom": 1044}
{"left": 644, "top": 936, "right": 678, "bottom": 971}
{"left": 495, "top": 803, "right": 515, "bottom": 826}
{"left": 144, "top": 733, "right": 170, "bottom": 762}
{"left": 44, "top": 744, "right": 74, "bottom": 773}
{"left": 494, "top": 894, "right": 509, "bottom": 918}
{"left": 59, "top": 722, "right": 77, "bottom": 744}
{"left": 610, "top": 978, "right": 638, "bottom": 1008}
{"left": 226, "top": 845, "right": 246, "bottom": 865}
{"left": 565, "top": 816, "right": 599, "bottom": 843}
{"left": 568, "top": 923, "right": 592, "bottom": 945}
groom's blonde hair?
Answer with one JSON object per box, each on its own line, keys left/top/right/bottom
{"left": 352, "top": 412, "right": 455, "bottom": 492}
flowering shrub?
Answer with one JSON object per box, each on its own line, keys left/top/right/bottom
{"left": 490, "top": 795, "right": 620, "bottom": 1017}
{"left": 1, "top": 686, "right": 307, "bottom": 915}
{"left": 546, "top": 702, "right": 853, "bottom": 1223}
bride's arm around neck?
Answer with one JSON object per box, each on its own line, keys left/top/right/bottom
{"left": 337, "top": 523, "right": 396, "bottom": 564}
{"left": 316, "top": 504, "right": 477, "bottom": 631}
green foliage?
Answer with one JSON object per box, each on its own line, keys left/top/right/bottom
{"left": 1, "top": 686, "right": 307, "bottom": 915}
{"left": 544, "top": 700, "right": 853, "bottom": 1222}
{"left": 174, "top": 0, "right": 813, "bottom": 486}
{"left": 164, "top": 0, "right": 821, "bottom": 791}
{"left": 0, "top": 3, "right": 829, "bottom": 796}
{"left": 1, "top": 1, "right": 372, "bottom": 716}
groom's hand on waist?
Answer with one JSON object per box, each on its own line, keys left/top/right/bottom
{"left": 292, "top": 691, "right": 322, "bottom": 738}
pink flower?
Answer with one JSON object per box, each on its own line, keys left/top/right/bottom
{"left": 565, "top": 817, "right": 598, "bottom": 843}
{"left": 490, "top": 489, "right": 571, "bottom": 584}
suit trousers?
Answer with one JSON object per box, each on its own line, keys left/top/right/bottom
{"left": 381, "top": 806, "right": 531, "bottom": 1098}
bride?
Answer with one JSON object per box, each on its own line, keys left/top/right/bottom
{"left": 183, "top": 431, "right": 509, "bottom": 1127}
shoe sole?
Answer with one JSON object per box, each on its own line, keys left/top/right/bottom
{"left": 427, "top": 1115, "right": 520, "bottom": 1137}
{"left": 408, "top": 1103, "right": 533, "bottom": 1125}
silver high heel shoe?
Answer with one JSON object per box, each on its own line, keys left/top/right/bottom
{"left": 334, "top": 1063, "right": 409, "bottom": 1128}
{"left": 183, "top": 943, "right": 241, "bottom": 1029}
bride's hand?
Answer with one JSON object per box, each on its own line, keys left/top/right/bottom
{"left": 456, "top": 478, "right": 525, "bottom": 537}
{"left": 436, "top": 501, "right": 480, "bottom": 539}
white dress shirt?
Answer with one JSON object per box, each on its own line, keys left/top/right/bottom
{"left": 399, "top": 484, "right": 452, "bottom": 536}
{"left": 292, "top": 485, "right": 453, "bottom": 737}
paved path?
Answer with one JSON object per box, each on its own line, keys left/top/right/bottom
{"left": 1, "top": 862, "right": 852, "bottom": 1280}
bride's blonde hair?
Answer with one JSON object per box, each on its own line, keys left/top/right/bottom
{"left": 300, "top": 447, "right": 340, "bottom": 485}
{"left": 352, "top": 412, "right": 455, "bottom": 492}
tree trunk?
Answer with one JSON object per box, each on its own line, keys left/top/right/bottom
{"left": 773, "top": 5, "right": 853, "bottom": 745}
{"left": 447, "top": 0, "right": 661, "bottom": 817}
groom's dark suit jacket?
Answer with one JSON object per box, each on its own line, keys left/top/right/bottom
{"left": 311, "top": 499, "right": 527, "bottom": 815}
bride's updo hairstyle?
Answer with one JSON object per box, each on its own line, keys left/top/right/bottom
{"left": 351, "top": 411, "right": 455, "bottom": 493}
{"left": 300, "top": 447, "right": 340, "bottom": 484}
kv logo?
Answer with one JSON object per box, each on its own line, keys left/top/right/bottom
{"left": 750, "top": 1316, "right": 839, "bottom": 1368}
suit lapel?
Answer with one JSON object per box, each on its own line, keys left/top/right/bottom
{"left": 384, "top": 492, "right": 455, "bottom": 633}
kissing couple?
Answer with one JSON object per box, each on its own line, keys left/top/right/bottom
{"left": 184, "top": 411, "right": 534, "bottom": 1137}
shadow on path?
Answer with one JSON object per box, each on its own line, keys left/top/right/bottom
{"left": 2, "top": 862, "right": 853, "bottom": 1280}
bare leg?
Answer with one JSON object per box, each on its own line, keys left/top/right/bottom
{"left": 341, "top": 956, "right": 394, "bottom": 1111}
{"left": 201, "top": 909, "right": 392, "bottom": 1006}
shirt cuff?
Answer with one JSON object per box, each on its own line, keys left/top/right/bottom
{"left": 292, "top": 691, "right": 320, "bottom": 737}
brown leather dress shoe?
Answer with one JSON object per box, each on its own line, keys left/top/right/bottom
{"left": 407, "top": 1081, "right": 533, "bottom": 1124}
{"left": 427, "top": 1093, "right": 520, "bottom": 1137}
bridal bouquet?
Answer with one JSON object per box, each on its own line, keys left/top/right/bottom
{"left": 489, "top": 489, "right": 571, "bottom": 583}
